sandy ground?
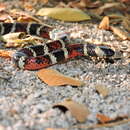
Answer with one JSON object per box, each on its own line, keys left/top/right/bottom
{"left": 0, "top": 19, "right": 130, "bottom": 130}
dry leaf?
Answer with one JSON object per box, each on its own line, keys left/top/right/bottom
{"left": 42, "top": 0, "right": 48, "bottom": 4}
{"left": 23, "top": 3, "right": 34, "bottom": 11}
{"left": 37, "top": 69, "right": 84, "bottom": 86}
{"left": 94, "top": 2, "right": 121, "bottom": 15}
{"left": 99, "top": 2, "right": 121, "bottom": 10}
{"left": 46, "top": 128, "right": 67, "bottom": 130}
{"left": 32, "top": 0, "right": 49, "bottom": 4}
{"left": 2, "top": 33, "right": 43, "bottom": 48}
{"left": 17, "top": 15, "right": 42, "bottom": 24}
{"left": 37, "top": 8, "right": 91, "bottom": 21}
{"left": 107, "top": 13, "right": 124, "bottom": 19}
{"left": 107, "top": 14, "right": 124, "bottom": 24}
{"left": 68, "top": 0, "right": 101, "bottom": 9}
{"left": 95, "top": 84, "right": 109, "bottom": 97}
{"left": 72, "top": 118, "right": 130, "bottom": 129}
{"left": 68, "top": 0, "right": 90, "bottom": 9}
{"left": 0, "top": 14, "right": 10, "bottom": 22}
{"left": 97, "top": 114, "right": 128, "bottom": 124}
{"left": 110, "top": 26, "right": 130, "bottom": 40}
{"left": 99, "top": 16, "right": 110, "bottom": 30}
{"left": 5, "top": 41, "right": 27, "bottom": 48}
{"left": 10, "top": 9, "right": 42, "bottom": 24}
{"left": 122, "top": 18, "right": 130, "bottom": 32}
{"left": 2, "top": 32, "right": 27, "bottom": 48}
{"left": 2, "top": 32, "right": 26, "bottom": 41}
{"left": 53, "top": 99, "right": 90, "bottom": 122}
{"left": 17, "top": 16, "right": 36, "bottom": 23}
{"left": 96, "top": 114, "right": 112, "bottom": 123}
{"left": 0, "top": 50, "right": 14, "bottom": 58}
{"left": 0, "top": 3, "right": 6, "bottom": 12}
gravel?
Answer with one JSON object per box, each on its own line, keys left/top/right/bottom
{"left": 0, "top": 20, "right": 130, "bottom": 130}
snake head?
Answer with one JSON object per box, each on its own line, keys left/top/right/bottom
{"left": 95, "top": 46, "right": 115, "bottom": 58}
{"left": 12, "top": 51, "right": 27, "bottom": 69}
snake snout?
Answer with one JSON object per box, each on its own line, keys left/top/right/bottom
{"left": 12, "top": 51, "right": 27, "bottom": 68}
{"left": 100, "top": 46, "right": 115, "bottom": 57}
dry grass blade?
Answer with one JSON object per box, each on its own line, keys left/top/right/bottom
{"left": 99, "top": 16, "right": 110, "bottom": 30}
{"left": 72, "top": 118, "right": 130, "bottom": 129}
{"left": 110, "top": 26, "right": 130, "bottom": 40}
{"left": 122, "top": 18, "right": 130, "bottom": 32}
{"left": 36, "top": 69, "right": 84, "bottom": 86}
{"left": 53, "top": 99, "right": 90, "bottom": 122}
{"left": 46, "top": 128, "right": 67, "bottom": 130}
{"left": 94, "top": 2, "right": 121, "bottom": 15}
{"left": 107, "top": 13, "right": 124, "bottom": 19}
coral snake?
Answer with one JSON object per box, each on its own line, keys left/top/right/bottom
{"left": 0, "top": 22, "right": 115, "bottom": 70}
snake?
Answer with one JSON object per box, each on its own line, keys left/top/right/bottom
{"left": 0, "top": 22, "right": 115, "bottom": 70}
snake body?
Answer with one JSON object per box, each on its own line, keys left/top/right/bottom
{"left": 0, "top": 22, "right": 115, "bottom": 70}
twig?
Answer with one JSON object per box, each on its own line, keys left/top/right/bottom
{"left": 71, "top": 118, "right": 130, "bottom": 129}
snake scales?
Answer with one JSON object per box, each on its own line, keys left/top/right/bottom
{"left": 0, "top": 22, "right": 115, "bottom": 70}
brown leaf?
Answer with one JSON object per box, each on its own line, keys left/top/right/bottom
{"left": 10, "top": 9, "right": 42, "bottom": 23}
{"left": 68, "top": 0, "right": 90, "bottom": 9}
{"left": 94, "top": 2, "right": 122, "bottom": 15}
{"left": 23, "top": 3, "right": 34, "bottom": 11}
{"left": 46, "top": 128, "right": 67, "bottom": 130}
{"left": 37, "top": 69, "right": 84, "bottom": 86}
{"left": 0, "top": 50, "right": 14, "bottom": 58}
{"left": 99, "top": 16, "right": 110, "bottom": 30}
{"left": 72, "top": 118, "right": 130, "bottom": 129}
{"left": 0, "top": 3, "right": 6, "bottom": 12}
{"left": 32, "top": 0, "right": 49, "bottom": 4}
{"left": 122, "top": 18, "right": 130, "bottom": 32}
{"left": 95, "top": 84, "right": 109, "bottom": 97}
{"left": 106, "top": 14, "right": 124, "bottom": 25}
{"left": 53, "top": 99, "right": 90, "bottom": 122}
{"left": 97, "top": 114, "right": 128, "bottom": 124}
{"left": 96, "top": 114, "right": 112, "bottom": 123}
{"left": 42, "top": 0, "right": 48, "bottom": 4}
{"left": 68, "top": 0, "right": 101, "bottom": 9}
{"left": 110, "top": 26, "right": 130, "bottom": 40}
{"left": 107, "top": 13, "right": 124, "bottom": 19}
